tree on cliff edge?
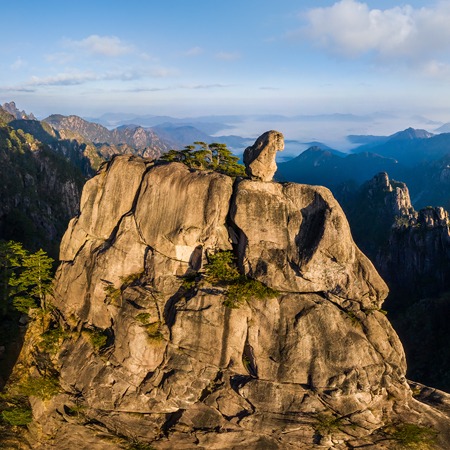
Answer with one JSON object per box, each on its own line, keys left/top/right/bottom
{"left": 160, "top": 141, "right": 245, "bottom": 177}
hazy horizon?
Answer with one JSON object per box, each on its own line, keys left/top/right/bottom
{"left": 3, "top": 0, "right": 450, "bottom": 129}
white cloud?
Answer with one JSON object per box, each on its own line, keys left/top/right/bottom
{"left": 180, "top": 83, "right": 231, "bottom": 90}
{"left": 10, "top": 57, "right": 27, "bottom": 70}
{"left": 184, "top": 46, "right": 203, "bottom": 57}
{"left": 421, "top": 60, "right": 450, "bottom": 78}
{"left": 300, "top": 0, "right": 450, "bottom": 64}
{"left": 66, "top": 34, "right": 134, "bottom": 57}
{"left": 215, "top": 51, "right": 241, "bottom": 61}
{"left": 29, "top": 72, "right": 100, "bottom": 86}
{"left": 25, "top": 67, "right": 176, "bottom": 87}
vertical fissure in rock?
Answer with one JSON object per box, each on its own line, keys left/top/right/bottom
{"left": 296, "top": 193, "right": 329, "bottom": 265}
{"left": 243, "top": 334, "right": 258, "bottom": 378}
{"left": 219, "top": 306, "right": 232, "bottom": 368}
{"left": 227, "top": 177, "right": 248, "bottom": 273}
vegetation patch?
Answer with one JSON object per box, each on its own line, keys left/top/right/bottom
{"left": 83, "top": 327, "right": 108, "bottom": 352}
{"left": 313, "top": 413, "right": 344, "bottom": 435}
{"left": 0, "top": 394, "right": 33, "bottom": 427}
{"left": 204, "top": 251, "right": 278, "bottom": 308}
{"left": 0, "top": 240, "right": 54, "bottom": 316}
{"left": 135, "top": 313, "right": 164, "bottom": 342}
{"left": 344, "top": 310, "right": 362, "bottom": 327}
{"left": 144, "top": 321, "right": 164, "bottom": 342}
{"left": 181, "top": 271, "right": 200, "bottom": 290}
{"left": 363, "top": 306, "right": 388, "bottom": 316}
{"left": 1, "top": 407, "right": 33, "bottom": 426}
{"left": 39, "top": 325, "right": 69, "bottom": 354}
{"left": 18, "top": 375, "right": 60, "bottom": 400}
{"left": 384, "top": 422, "right": 437, "bottom": 449}
{"left": 160, "top": 141, "right": 246, "bottom": 177}
{"left": 135, "top": 313, "right": 152, "bottom": 324}
{"left": 104, "top": 271, "right": 144, "bottom": 306}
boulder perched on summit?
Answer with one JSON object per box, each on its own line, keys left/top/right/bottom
{"left": 243, "top": 130, "right": 284, "bottom": 181}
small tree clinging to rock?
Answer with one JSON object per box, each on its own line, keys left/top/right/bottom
{"left": 160, "top": 141, "right": 246, "bottom": 177}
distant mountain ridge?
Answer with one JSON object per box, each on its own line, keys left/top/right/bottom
{"left": 278, "top": 126, "right": 450, "bottom": 210}
{"left": 1, "top": 101, "right": 36, "bottom": 121}
{"left": 349, "top": 127, "right": 449, "bottom": 166}
{"left": 43, "top": 114, "right": 170, "bottom": 152}
{"left": 276, "top": 145, "right": 401, "bottom": 187}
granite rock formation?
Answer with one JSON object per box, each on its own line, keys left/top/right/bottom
{"left": 243, "top": 130, "right": 284, "bottom": 181}
{"left": 11, "top": 134, "right": 450, "bottom": 449}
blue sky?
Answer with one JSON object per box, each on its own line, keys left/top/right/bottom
{"left": 1, "top": 0, "right": 450, "bottom": 124}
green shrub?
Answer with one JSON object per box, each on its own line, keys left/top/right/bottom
{"left": 313, "top": 413, "right": 344, "bottom": 435}
{"left": 344, "top": 311, "right": 362, "bottom": 327}
{"left": 144, "top": 322, "right": 164, "bottom": 342}
{"left": 204, "top": 251, "right": 278, "bottom": 308}
{"left": 1, "top": 407, "right": 32, "bottom": 426}
{"left": 387, "top": 422, "right": 437, "bottom": 448}
{"left": 39, "top": 326, "right": 68, "bottom": 354}
{"left": 135, "top": 313, "right": 151, "bottom": 324}
{"left": 204, "top": 251, "right": 240, "bottom": 283}
{"left": 226, "top": 277, "right": 278, "bottom": 308}
{"left": 134, "top": 313, "right": 164, "bottom": 341}
{"left": 104, "top": 271, "right": 144, "bottom": 305}
{"left": 160, "top": 141, "right": 245, "bottom": 177}
{"left": 181, "top": 272, "right": 198, "bottom": 290}
{"left": 84, "top": 328, "right": 108, "bottom": 352}
{"left": 18, "top": 376, "right": 60, "bottom": 400}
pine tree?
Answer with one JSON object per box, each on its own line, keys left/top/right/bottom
{"left": 0, "top": 241, "right": 27, "bottom": 316}
{"left": 7, "top": 244, "right": 54, "bottom": 314}
{"left": 160, "top": 142, "right": 245, "bottom": 177}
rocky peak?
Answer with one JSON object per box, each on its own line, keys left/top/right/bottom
{"left": 15, "top": 135, "right": 450, "bottom": 448}
{"left": 243, "top": 130, "right": 284, "bottom": 181}
{"left": 389, "top": 127, "right": 434, "bottom": 141}
{"left": 43, "top": 114, "right": 113, "bottom": 144}
{"left": 368, "top": 171, "right": 390, "bottom": 190}
{"left": 2, "top": 101, "right": 36, "bottom": 120}
{"left": 418, "top": 206, "right": 449, "bottom": 228}
{"left": 366, "top": 172, "right": 413, "bottom": 217}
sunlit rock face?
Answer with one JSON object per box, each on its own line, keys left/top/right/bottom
{"left": 243, "top": 130, "right": 284, "bottom": 181}
{"left": 38, "top": 134, "right": 450, "bottom": 449}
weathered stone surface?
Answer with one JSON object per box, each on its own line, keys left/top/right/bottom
{"left": 231, "top": 179, "right": 388, "bottom": 308}
{"left": 14, "top": 147, "right": 450, "bottom": 449}
{"left": 59, "top": 154, "right": 151, "bottom": 262}
{"left": 243, "top": 130, "right": 284, "bottom": 181}
{"left": 367, "top": 172, "right": 413, "bottom": 217}
{"left": 134, "top": 162, "right": 233, "bottom": 262}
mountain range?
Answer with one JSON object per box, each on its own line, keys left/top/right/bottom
{"left": 277, "top": 127, "right": 450, "bottom": 211}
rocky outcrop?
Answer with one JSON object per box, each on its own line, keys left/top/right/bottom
{"left": 377, "top": 205, "right": 450, "bottom": 301}
{"left": 343, "top": 172, "right": 415, "bottom": 259}
{"left": 1, "top": 101, "right": 36, "bottom": 121}
{"left": 243, "top": 130, "right": 283, "bottom": 181}
{"left": 13, "top": 135, "right": 450, "bottom": 449}
{"left": 337, "top": 172, "right": 450, "bottom": 392}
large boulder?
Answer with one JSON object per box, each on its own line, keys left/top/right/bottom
{"left": 243, "top": 130, "right": 284, "bottom": 181}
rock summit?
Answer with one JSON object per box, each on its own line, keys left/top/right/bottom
{"left": 243, "top": 130, "right": 284, "bottom": 181}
